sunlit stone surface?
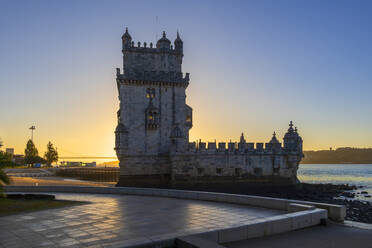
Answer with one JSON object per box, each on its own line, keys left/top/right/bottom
{"left": 0, "top": 193, "right": 283, "bottom": 247}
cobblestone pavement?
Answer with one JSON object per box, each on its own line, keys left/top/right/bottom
{"left": 0, "top": 193, "right": 283, "bottom": 248}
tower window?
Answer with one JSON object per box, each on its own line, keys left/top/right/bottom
{"left": 146, "top": 88, "right": 155, "bottom": 99}
{"left": 146, "top": 111, "right": 159, "bottom": 129}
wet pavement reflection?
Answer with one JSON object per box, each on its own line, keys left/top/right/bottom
{"left": 0, "top": 193, "right": 283, "bottom": 248}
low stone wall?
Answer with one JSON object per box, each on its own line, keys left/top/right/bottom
{"left": 117, "top": 174, "right": 171, "bottom": 187}
{"left": 55, "top": 167, "right": 119, "bottom": 182}
{"left": 4, "top": 185, "right": 344, "bottom": 222}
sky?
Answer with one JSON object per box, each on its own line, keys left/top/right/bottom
{"left": 1, "top": 0, "right": 372, "bottom": 156}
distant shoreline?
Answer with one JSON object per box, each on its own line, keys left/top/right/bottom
{"left": 302, "top": 148, "right": 372, "bottom": 165}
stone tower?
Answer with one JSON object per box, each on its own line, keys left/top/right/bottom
{"left": 115, "top": 28, "right": 303, "bottom": 187}
{"left": 115, "top": 28, "right": 193, "bottom": 186}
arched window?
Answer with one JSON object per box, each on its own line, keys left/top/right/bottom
{"left": 146, "top": 88, "right": 155, "bottom": 99}
{"left": 146, "top": 109, "right": 159, "bottom": 129}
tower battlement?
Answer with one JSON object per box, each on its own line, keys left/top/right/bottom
{"left": 122, "top": 40, "right": 183, "bottom": 54}
{"left": 183, "top": 129, "right": 301, "bottom": 155}
{"left": 121, "top": 28, "right": 185, "bottom": 79}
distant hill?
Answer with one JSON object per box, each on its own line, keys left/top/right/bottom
{"left": 302, "top": 147, "right": 372, "bottom": 164}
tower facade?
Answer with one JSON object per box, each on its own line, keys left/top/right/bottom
{"left": 115, "top": 28, "right": 303, "bottom": 187}
{"left": 115, "top": 29, "right": 192, "bottom": 186}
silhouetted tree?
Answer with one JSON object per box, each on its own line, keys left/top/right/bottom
{"left": 24, "top": 139, "right": 45, "bottom": 166}
{"left": 25, "top": 139, "right": 38, "bottom": 157}
{"left": 44, "top": 141, "right": 58, "bottom": 166}
{"left": 0, "top": 151, "right": 14, "bottom": 167}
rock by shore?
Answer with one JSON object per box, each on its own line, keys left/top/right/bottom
{"left": 172, "top": 183, "right": 372, "bottom": 224}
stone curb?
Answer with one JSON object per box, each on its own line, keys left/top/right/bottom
{"left": 4, "top": 185, "right": 345, "bottom": 221}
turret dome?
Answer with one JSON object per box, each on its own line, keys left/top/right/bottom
{"left": 122, "top": 27, "right": 132, "bottom": 50}
{"left": 121, "top": 27, "right": 132, "bottom": 41}
{"left": 156, "top": 31, "right": 171, "bottom": 49}
{"left": 284, "top": 121, "right": 296, "bottom": 139}
{"left": 269, "top": 132, "right": 280, "bottom": 144}
{"left": 175, "top": 31, "right": 183, "bottom": 44}
{"left": 174, "top": 31, "right": 183, "bottom": 53}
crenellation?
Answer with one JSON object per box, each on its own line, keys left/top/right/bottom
{"left": 247, "top": 143, "right": 254, "bottom": 151}
{"left": 116, "top": 28, "right": 304, "bottom": 187}
{"left": 238, "top": 142, "right": 246, "bottom": 153}
{"left": 228, "top": 142, "right": 236, "bottom": 153}
{"left": 256, "top": 143, "right": 264, "bottom": 152}
{"left": 207, "top": 142, "right": 217, "bottom": 153}
{"left": 218, "top": 142, "right": 226, "bottom": 152}
{"left": 188, "top": 142, "right": 196, "bottom": 151}
{"left": 198, "top": 142, "right": 206, "bottom": 152}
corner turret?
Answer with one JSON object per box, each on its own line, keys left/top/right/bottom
{"left": 122, "top": 27, "right": 132, "bottom": 50}
{"left": 283, "top": 121, "right": 302, "bottom": 153}
{"left": 115, "top": 122, "right": 129, "bottom": 157}
{"left": 270, "top": 132, "right": 279, "bottom": 144}
{"left": 174, "top": 31, "right": 183, "bottom": 53}
{"left": 240, "top": 133, "right": 246, "bottom": 144}
{"left": 170, "top": 124, "right": 186, "bottom": 152}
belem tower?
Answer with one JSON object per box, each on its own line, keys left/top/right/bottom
{"left": 115, "top": 28, "right": 303, "bottom": 187}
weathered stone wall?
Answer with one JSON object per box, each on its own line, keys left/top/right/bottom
{"left": 123, "top": 47, "right": 182, "bottom": 76}
{"left": 170, "top": 144, "right": 301, "bottom": 185}
{"left": 119, "top": 155, "right": 171, "bottom": 176}
{"left": 117, "top": 81, "right": 190, "bottom": 157}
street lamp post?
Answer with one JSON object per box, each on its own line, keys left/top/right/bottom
{"left": 29, "top": 126, "right": 36, "bottom": 141}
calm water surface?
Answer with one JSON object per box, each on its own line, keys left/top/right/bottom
{"left": 298, "top": 164, "right": 372, "bottom": 201}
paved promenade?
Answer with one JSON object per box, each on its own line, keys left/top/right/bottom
{"left": 0, "top": 193, "right": 283, "bottom": 248}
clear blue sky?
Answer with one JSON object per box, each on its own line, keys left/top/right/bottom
{"left": 1, "top": 0, "right": 372, "bottom": 156}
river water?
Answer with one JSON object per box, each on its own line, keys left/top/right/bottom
{"left": 298, "top": 164, "right": 372, "bottom": 201}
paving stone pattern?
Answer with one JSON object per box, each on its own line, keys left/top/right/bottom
{"left": 0, "top": 193, "right": 283, "bottom": 248}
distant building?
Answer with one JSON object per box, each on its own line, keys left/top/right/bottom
{"left": 5, "top": 148, "right": 14, "bottom": 155}
{"left": 13, "top": 154, "right": 24, "bottom": 165}
{"left": 60, "top": 161, "right": 83, "bottom": 167}
{"left": 115, "top": 29, "right": 304, "bottom": 187}
{"left": 84, "top": 162, "right": 97, "bottom": 167}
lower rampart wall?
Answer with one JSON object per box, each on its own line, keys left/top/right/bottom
{"left": 170, "top": 153, "right": 300, "bottom": 183}
{"left": 116, "top": 152, "right": 301, "bottom": 187}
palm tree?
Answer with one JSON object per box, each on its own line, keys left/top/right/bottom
{"left": 0, "top": 169, "right": 10, "bottom": 185}
{"left": 0, "top": 149, "right": 11, "bottom": 197}
{"left": 0, "top": 168, "right": 9, "bottom": 197}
